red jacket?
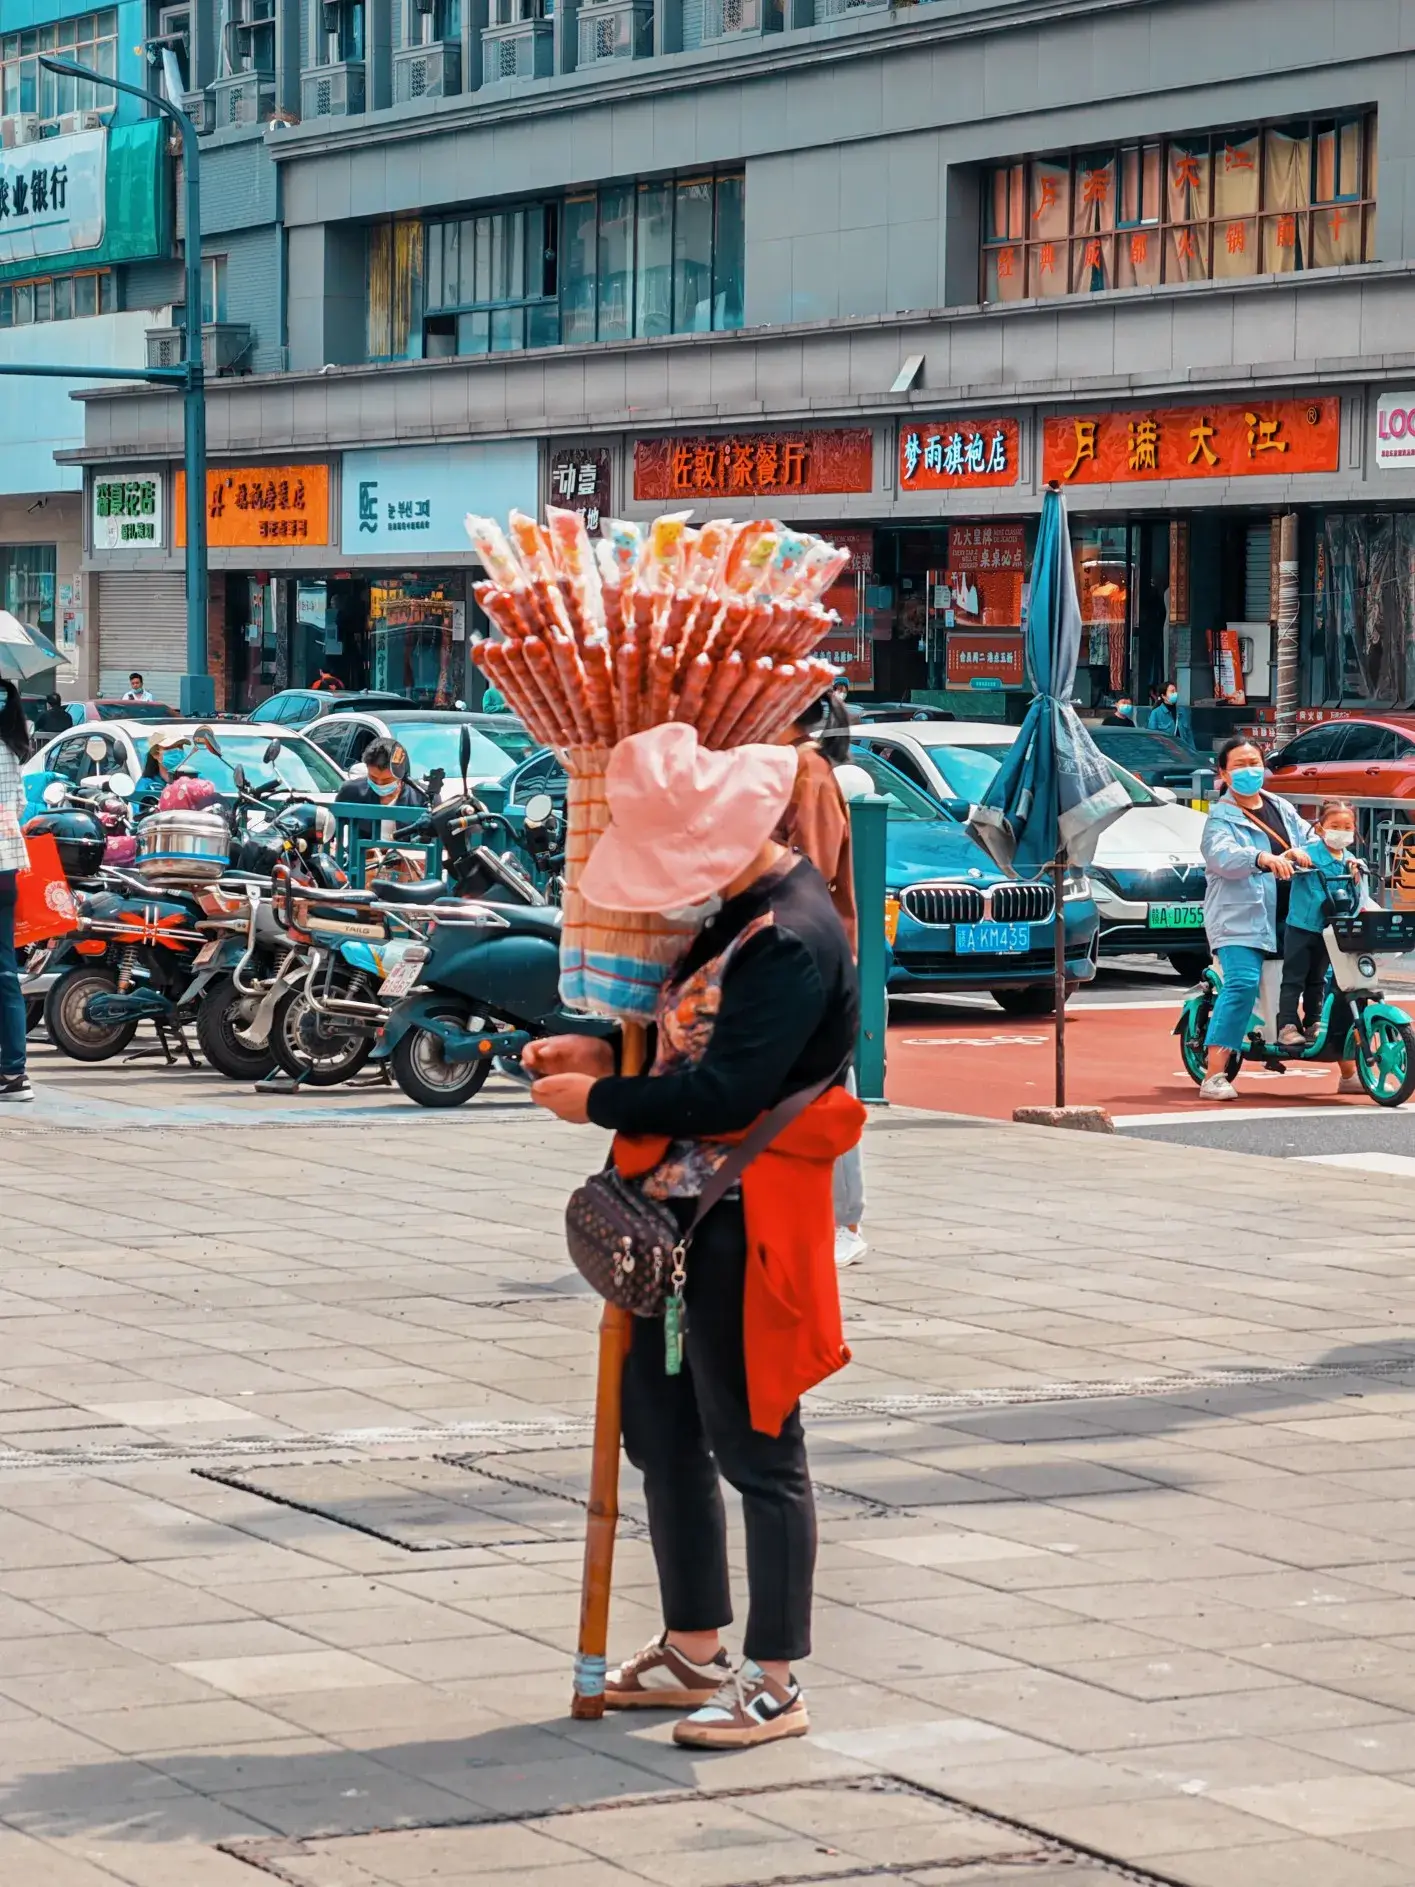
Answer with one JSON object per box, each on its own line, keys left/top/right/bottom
{"left": 613, "top": 1085, "right": 865, "bottom": 1436}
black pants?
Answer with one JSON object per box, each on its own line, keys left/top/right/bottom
{"left": 620, "top": 1195, "right": 817, "bottom": 1665}
{"left": 1279, "top": 925, "right": 1328, "bottom": 1030}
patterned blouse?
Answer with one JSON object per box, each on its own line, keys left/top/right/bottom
{"left": 641, "top": 908, "right": 777, "bottom": 1201}
{"left": 0, "top": 741, "right": 27, "bottom": 875}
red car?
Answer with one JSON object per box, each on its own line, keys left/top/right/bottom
{"left": 1265, "top": 717, "right": 1415, "bottom": 801}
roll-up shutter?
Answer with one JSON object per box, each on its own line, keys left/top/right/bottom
{"left": 1244, "top": 522, "right": 1272, "bottom": 623}
{"left": 97, "top": 572, "right": 187, "bottom": 700}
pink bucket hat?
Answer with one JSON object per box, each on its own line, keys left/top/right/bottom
{"left": 579, "top": 723, "right": 798, "bottom": 914}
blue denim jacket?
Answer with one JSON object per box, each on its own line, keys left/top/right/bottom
{"left": 1288, "top": 841, "right": 1362, "bottom": 933}
{"left": 1202, "top": 794, "right": 1311, "bottom": 954}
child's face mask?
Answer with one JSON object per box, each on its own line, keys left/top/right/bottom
{"left": 1323, "top": 828, "right": 1355, "bottom": 851}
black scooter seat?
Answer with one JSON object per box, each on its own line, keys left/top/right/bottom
{"left": 370, "top": 877, "right": 451, "bottom": 905}
{"left": 502, "top": 904, "right": 563, "bottom": 938}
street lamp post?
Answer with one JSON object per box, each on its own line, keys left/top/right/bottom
{"left": 37, "top": 56, "right": 212, "bottom": 716}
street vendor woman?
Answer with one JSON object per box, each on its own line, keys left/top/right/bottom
{"left": 526, "top": 722, "right": 863, "bottom": 1750}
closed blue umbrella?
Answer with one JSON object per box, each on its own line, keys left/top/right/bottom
{"left": 0, "top": 610, "right": 60, "bottom": 685}
{"left": 970, "top": 484, "right": 1130, "bottom": 1104}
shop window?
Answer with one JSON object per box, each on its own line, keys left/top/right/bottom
{"left": 202, "top": 255, "right": 228, "bottom": 325}
{"left": 0, "top": 270, "right": 109, "bottom": 327}
{"left": 1316, "top": 512, "right": 1415, "bottom": 704}
{"left": 982, "top": 112, "right": 1377, "bottom": 302}
{"left": 2, "top": 10, "right": 118, "bottom": 118}
{"left": 0, "top": 544, "right": 57, "bottom": 642}
{"left": 367, "top": 220, "right": 425, "bottom": 361}
{"left": 422, "top": 201, "right": 558, "bottom": 357}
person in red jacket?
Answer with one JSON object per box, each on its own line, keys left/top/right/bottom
{"left": 527, "top": 723, "right": 862, "bottom": 1750}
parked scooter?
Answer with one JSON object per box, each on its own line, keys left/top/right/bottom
{"left": 1177, "top": 872, "right": 1415, "bottom": 1106}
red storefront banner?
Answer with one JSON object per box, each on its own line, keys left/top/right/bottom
{"left": 1043, "top": 398, "right": 1340, "bottom": 485}
{"left": 899, "top": 418, "right": 1020, "bottom": 491}
{"left": 947, "top": 633, "right": 1026, "bottom": 688}
{"left": 947, "top": 522, "right": 1026, "bottom": 630}
{"left": 634, "top": 429, "right": 874, "bottom": 501}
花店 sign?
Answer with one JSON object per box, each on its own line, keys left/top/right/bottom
{"left": 175, "top": 466, "right": 330, "bottom": 547}
{"left": 341, "top": 442, "right": 539, "bottom": 555}
{"left": 1043, "top": 399, "right": 1340, "bottom": 484}
{"left": 1376, "top": 394, "right": 1415, "bottom": 469}
{"left": 0, "top": 128, "right": 105, "bottom": 267}
{"left": 92, "top": 473, "right": 163, "bottom": 550}
{"left": 899, "top": 419, "right": 1020, "bottom": 491}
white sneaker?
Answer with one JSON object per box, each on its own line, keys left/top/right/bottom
{"left": 835, "top": 1226, "right": 867, "bottom": 1268}
{"left": 1199, "top": 1073, "right": 1239, "bottom": 1102}
{"left": 1338, "top": 1073, "right": 1364, "bottom": 1096}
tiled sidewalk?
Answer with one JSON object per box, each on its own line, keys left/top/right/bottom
{"left": 4, "top": 1099, "right": 1415, "bottom": 1885}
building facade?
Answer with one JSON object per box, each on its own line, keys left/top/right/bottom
{"left": 20, "top": 0, "right": 1415, "bottom": 730}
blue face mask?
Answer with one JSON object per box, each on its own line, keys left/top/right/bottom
{"left": 1228, "top": 765, "right": 1265, "bottom": 797}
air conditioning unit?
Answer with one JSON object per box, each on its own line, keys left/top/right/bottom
{"left": 0, "top": 115, "right": 42, "bottom": 149}
{"left": 146, "top": 323, "right": 254, "bottom": 377}
{"left": 53, "top": 110, "right": 104, "bottom": 136}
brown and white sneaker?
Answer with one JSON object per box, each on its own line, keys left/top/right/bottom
{"left": 604, "top": 1633, "right": 731, "bottom": 1710}
{"left": 672, "top": 1659, "right": 809, "bottom": 1748}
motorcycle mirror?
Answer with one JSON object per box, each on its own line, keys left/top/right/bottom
{"left": 42, "top": 780, "right": 66, "bottom": 807}
{"left": 107, "top": 772, "right": 134, "bottom": 798}
{"left": 85, "top": 734, "right": 107, "bottom": 761}
{"left": 458, "top": 724, "right": 471, "bottom": 794}
{"left": 522, "top": 792, "right": 554, "bottom": 827}
{"left": 262, "top": 739, "right": 282, "bottom": 766}
{"left": 426, "top": 766, "right": 446, "bottom": 802}
{"left": 232, "top": 763, "right": 249, "bottom": 795}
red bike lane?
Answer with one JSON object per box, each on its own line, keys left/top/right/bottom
{"left": 884, "top": 996, "right": 1370, "bottom": 1120}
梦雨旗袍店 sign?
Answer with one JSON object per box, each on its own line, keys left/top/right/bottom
{"left": 899, "top": 419, "right": 1020, "bottom": 491}
{"left": 92, "top": 473, "right": 163, "bottom": 551}
{"left": 0, "top": 129, "right": 105, "bottom": 266}
{"left": 341, "top": 443, "right": 539, "bottom": 555}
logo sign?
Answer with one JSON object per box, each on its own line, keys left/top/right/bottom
{"left": 634, "top": 430, "right": 874, "bottom": 502}
{"left": 176, "top": 466, "right": 330, "bottom": 548}
{"left": 0, "top": 128, "right": 105, "bottom": 266}
{"left": 549, "top": 448, "right": 611, "bottom": 533}
{"left": 947, "top": 633, "right": 1026, "bottom": 688}
{"left": 899, "top": 419, "right": 1020, "bottom": 491}
{"left": 1376, "top": 394, "right": 1415, "bottom": 468}
{"left": 1043, "top": 400, "right": 1340, "bottom": 484}
{"left": 340, "top": 443, "right": 539, "bottom": 554}
{"left": 92, "top": 473, "right": 163, "bottom": 550}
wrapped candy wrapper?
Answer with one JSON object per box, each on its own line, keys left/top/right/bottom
{"left": 467, "top": 508, "right": 847, "bottom": 1020}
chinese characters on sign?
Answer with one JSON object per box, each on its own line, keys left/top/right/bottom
{"left": 1043, "top": 400, "right": 1340, "bottom": 485}
{"left": 0, "top": 128, "right": 104, "bottom": 266}
{"left": 175, "top": 466, "right": 331, "bottom": 548}
{"left": 946, "top": 633, "right": 1026, "bottom": 689}
{"left": 634, "top": 430, "right": 874, "bottom": 502}
{"left": 92, "top": 474, "right": 163, "bottom": 550}
{"left": 898, "top": 418, "right": 1020, "bottom": 492}
{"left": 945, "top": 523, "right": 1027, "bottom": 633}
{"left": 549, "top": 449, "right": 612, "bottom": 534}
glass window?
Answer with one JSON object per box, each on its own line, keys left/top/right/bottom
{"left": 32, "top": 279, "right": 52, "bottom": 321}
{"left": 366, "top": 220, "right": 423, "bottom": 360}
{"left": 845, "top": 746, "right": 945, "bottom": 822}
{"left": 2, "top": 7, "right": 115, "bottom": 120}
{"left": 560, "top": 194, "right": 597, "bottom": 344}
{"left": 1333, "top": 722, "right": 1400, "bottom": 763}
{"left": 713, "top": 172, "right": 745, "bottom": 331}
{"left": 596, "top": 184, "right": 633, "bottom": 343}
{"left": 201, "top": 255, "right": 228, "bottom": 325}
{"left": 669, "top": 177, "right": 712, "bottom": 332}
{"left": 13, "top": 283, "right": 33, "bottom": 325}
{"left": 635, "top": 180, "right": 673, "bottom": 340}
{"left": 0, "top": 288, "right": 10, "bottom": 327}
{"left": 982, "top": 112, "right": 1376, "bottom": 301}
{"left": 0, "top": 542, "right": 57, "bottom": 642}
{"left": 1316, "top": 512, "right": 1415, "bottom": 704}
{"left": 99, "top": 270, "right": 114, "bottom": 311}
{"left": 52, "top": 275, "right": 72, "bottom": 320}
{"left": 73, "top": 273, "right": 98, "bottom": 317}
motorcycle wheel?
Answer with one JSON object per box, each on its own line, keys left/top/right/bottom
{"left": 269, "top": 984, "right": 373, "bottom": 1087}
{"left": 390, "top": 1008, "right": 494, "bottom": 1109}
{"left": 25, "top": 998, "right": 44, "bottom": 1035}
{"left": 1351, "top": 1016, "right": 1415, "bottom": 1108}
{"left": 1178, "top": 984, "right": 1242, "bottom": 1086}
{"left": 195, "top": 977, "right": 277, "bottom": 1082}
{"left": 44, "top": 968, "right": 138, "bottom": 1063}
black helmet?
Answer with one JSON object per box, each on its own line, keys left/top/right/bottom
{"left": 23, "top": 806, "right": 106, "bottom": 881}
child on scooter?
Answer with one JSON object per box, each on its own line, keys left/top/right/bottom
{"left": 1278, "top": 799, "right": 1363, "bottom": 1059}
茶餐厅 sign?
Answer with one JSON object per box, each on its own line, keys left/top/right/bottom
{"left": 634, "top": 429, "right": 874, "bottom": 501}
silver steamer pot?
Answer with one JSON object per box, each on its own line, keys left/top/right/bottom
{"left": 136, "top": 809, "right": 231, "bottom": 885}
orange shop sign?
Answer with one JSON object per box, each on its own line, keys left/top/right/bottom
{"left": 1042, "top": 400, "right": 1339, "bottom": 486}
{"left": 899, "top": 418, "right": 1020, "bottom": 491}
{"left": 947, "top": 633, "right": 1026, "bottom": 688}
{"left": 175, "top": 465, "right": 331, "bottom": 548}
{"left": 634, "top": 429, "right": 874, "bottom": 502}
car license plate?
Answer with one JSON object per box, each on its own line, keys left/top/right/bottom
{"left": 379, "top": 957, "right": 425, "bottom": 998}
{"left": 191, "top": 941, "right": 222, "bottom": 968}
{"left": 1148, "top": 904, "right": 1205, "bottom": 929}
{"left": 956, "top": 921, "right": 1031, "bottom": 955}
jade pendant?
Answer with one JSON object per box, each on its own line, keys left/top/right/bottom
{"left": 664, "top": 1293, "right": 684, "bottom": 1376}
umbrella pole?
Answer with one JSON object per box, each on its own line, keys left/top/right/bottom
{"left": 1052, "top": 852, "right": 1066, "bottom": 1108}
{"left": 570, "top": 1019, "right": 645, "bottom": 1720}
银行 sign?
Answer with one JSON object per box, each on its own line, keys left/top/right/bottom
{"left": 1043, "top": 399, "right": 1340, "bottom": 485}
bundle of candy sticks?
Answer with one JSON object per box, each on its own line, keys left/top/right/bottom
{"left": 466, "top": 509, "right": 845, "bottom": 754}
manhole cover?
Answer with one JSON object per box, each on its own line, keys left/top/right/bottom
{"left": 221, "top": 1776, "right": 1185, "bottom": 1887}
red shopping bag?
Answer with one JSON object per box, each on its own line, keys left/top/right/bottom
{"left": 14, "top": 833, "right": 80, "bottom": 948}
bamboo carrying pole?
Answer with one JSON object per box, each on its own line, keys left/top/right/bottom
{"left": 570, "top": 1021, "right": 646, "bottom": 1719}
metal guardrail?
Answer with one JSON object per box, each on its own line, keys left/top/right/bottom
{"left": 849, "top": 794, "right": 889, "bottom": 1105}
{"left": 327, "top": 799, "right": 441, "bottom": 887}
{"left": 1265, "top": 789, "right": 1415, "bottom": 910}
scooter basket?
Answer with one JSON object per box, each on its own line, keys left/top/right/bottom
{"left": 1330, "top": 909, "right": 1415, "bottom": 953}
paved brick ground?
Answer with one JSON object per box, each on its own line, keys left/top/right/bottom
{"left": 5, "top": 1068, "right": 1415, "bottom": 1885}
